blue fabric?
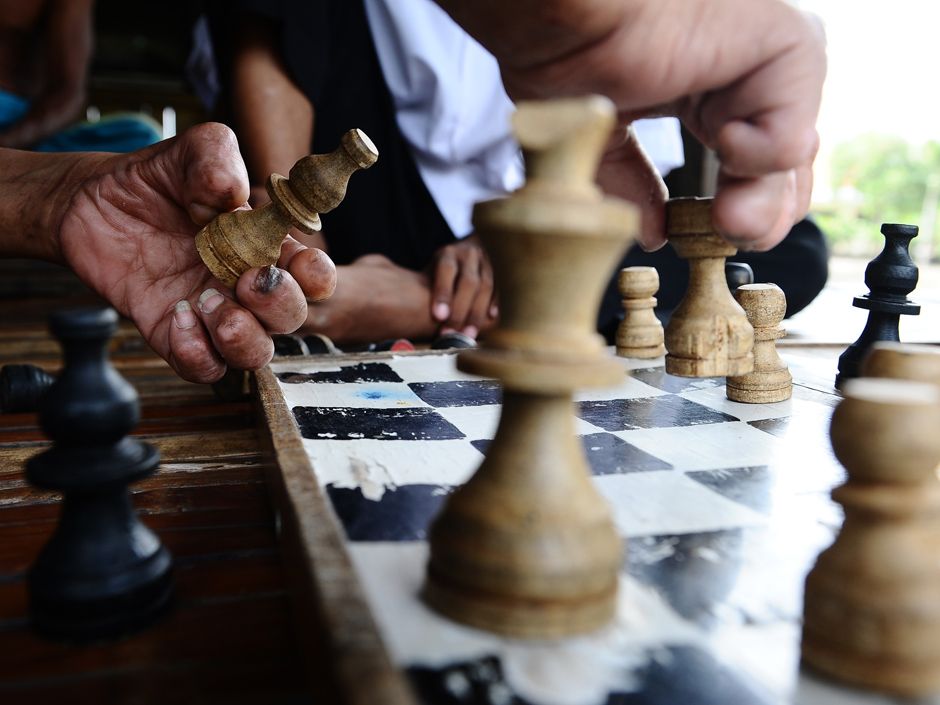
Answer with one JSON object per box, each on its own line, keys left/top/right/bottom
{"left": 0, "top": 89, "right": 162, "bottom": 153}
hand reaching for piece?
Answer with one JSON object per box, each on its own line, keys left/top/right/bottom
{"left": 428, "top": 235, "right": 498, "bottom": 339}
{"left": 47, "top": 122, "right": 335, "bottom": 383}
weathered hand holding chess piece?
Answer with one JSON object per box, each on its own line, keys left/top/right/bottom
{"left": 424, "top": 95, "right": 637, "bottom": 637}
{"left": 726, "top": 283, "right": 792, "bottom": 403}
{"left": 862, "top": 341, "right": 940, "bottom": 386}
{"left": 802, "top": 377, "right": 940, "bottom": 695}
{"left": 836, "top": 223, "right": 920, "bottom": 388}
{"left": 664, "top": 198, "right": 754, "bottom": 377}
{"left": 196, "top": 129, "right": 378, "bottom": 287}
{"left": 615, "top": 266, "right": 665, "bottom": 358}
{"left": 27, "top": 308, "right": 173, "bottom": 640}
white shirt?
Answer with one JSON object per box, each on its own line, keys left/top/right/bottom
{"left": 363, "top": 0, "right": 684, "bottom": 239}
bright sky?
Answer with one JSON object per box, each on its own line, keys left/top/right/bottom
{"left": 804, "top": 0, "right": 939, "bottom": 145}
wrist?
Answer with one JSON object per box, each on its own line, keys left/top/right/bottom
{"left": 0, "top": 149, "right": 109, "bottom": 263}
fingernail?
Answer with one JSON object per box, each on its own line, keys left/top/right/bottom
{"left": 433, "top": 302, "right": 450, "bottom": 321}
{"left": 252, "top": 265, "right": 283, "bottom": 294}
{"left": 198, "top": 288, "right": 225, "bottom": 314}
{"left": 462, "top": 325, "right": 478, "bottom": 339}
{"left": 488, "top": 304, "right": 499, "bottom": 318}
{"left": 174, "top": 300, "right": 197, "bottom": 329}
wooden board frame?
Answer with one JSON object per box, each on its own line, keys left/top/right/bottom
{"left": 252, "top": 364, "right": 417, "bottom": 705}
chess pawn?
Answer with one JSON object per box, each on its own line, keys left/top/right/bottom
{"left": 726, "top": 283, "right": 792, "bottom": 403}
{"left": 616, "top": 266, "right": 665, "bottom": 358}
{"left": 802, "top": 378, "right": 940, "bottom": 695}
{"left": 862, "top": 341, "right": 940, "bottom": 386}
{"left": 196, "top": 128, "right": 378, "bottom": 287}
{"left": 27, "top": 308, "right": 173, "bottom": 641}
{"left": 664, "top": 198, "right": 754, "bottom": 377}
{"left": 836, "top": 223, "right": 920, "bottom": 388}
{"left": 425, "top": 96, "right": 636, "bottom": 637}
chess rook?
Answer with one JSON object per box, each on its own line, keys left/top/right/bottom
{"left": 726, "top": 283, "right": 792, "bottom": 403}
{"left": 802, "top": 378, "right": 940, "bottom": 695}
{"left": 424, "top": 96, "right": 637, "bottom": 637}
{"left": 862, "top": 341, "right": 940, "bottom": 386}
{"left": 836, "top": 223, "right": 920, "bottom": 388}
{"left": 664, "top": 198, "right": 754, "bottom": 377}
{"left": 26, "top": 308, "right": 173, "bottom": 641}
{"left": 196, "top": 128, "right": 378, "bottom": 287}
{"left": 615, "top": 266, "right": 665, "bottom": 358}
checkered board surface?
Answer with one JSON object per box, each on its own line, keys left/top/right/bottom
{"left": 270, "top": 350, "right": 899, "bottom": 705}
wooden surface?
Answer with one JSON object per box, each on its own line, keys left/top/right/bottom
{"left": 0, "top": 264, "right": 321, "bottom": 704}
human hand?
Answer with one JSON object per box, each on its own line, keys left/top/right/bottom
{"left": 54, "top": 122, "right": 335, "bottom": 382}
{"left": 441, "top": 0, "right": 826, "bottom": 252}
{"left": 428, "top": 235, "right": 498, "bottom": 339}
{"left": 301, "top": 254, "right": 438, "bottom": 345}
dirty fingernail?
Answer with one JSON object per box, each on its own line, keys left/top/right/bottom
{"left": 252, "top": 265, "right": 283, "bottom": 294}
{"left": 198, "top": 288, "right": 225, "bottom": 314}
{"left": 433, "top": 302, "right": 450, "bottom": 321}
{"left": 174, "top": 300, "right": 197, "bottom": 329}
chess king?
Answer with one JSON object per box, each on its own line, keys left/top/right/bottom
{"left": 424, "top": 95, "right": 637, "bottom": 637}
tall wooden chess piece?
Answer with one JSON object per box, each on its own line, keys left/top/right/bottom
{"left": 196, "top": 129, "right": 378, "bottom": 287}
{"left": 27, "top": 308, "right": 173, "bottom": 640}
{"left": 836, "top": 223, "right": 920, "bottom": 388}
{"left": 802, "top": 377, "right": 940, "bottom": 695}
{"left": 424, "top": 96, "right": 637, "bottom": 637}
{"left": 664, "top": 198, "right": 754, "bottom": 377}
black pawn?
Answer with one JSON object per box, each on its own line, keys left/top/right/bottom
{"left": 27, "top": 308, "right": 173, "bottom": 641}
{"left": 725, "top": 262, "right": 755, "bottom": 292}
{"left": 0, "top": 363, "right": 55, "bottom": 413}
{"left": 836, "top": 223, "right": 921, "bottom": 388}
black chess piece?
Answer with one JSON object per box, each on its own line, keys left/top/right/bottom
{"left": 27, "top": 308, "right": 173, "bottom": 641}
{"left": 836, "top": 223, "right": 920, "bottom": 388}
{"left": 0, "top": 363, "right": 55, "bottom": 412}
{"left": 431, "top": 331, "right": 478, "bottom": 350}
{"left": 725, "top": 262, "right": 754, "bottom": 292}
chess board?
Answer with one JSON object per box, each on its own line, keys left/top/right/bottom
{"left": 256, "top": 348, "right": 906, "bottom": 705}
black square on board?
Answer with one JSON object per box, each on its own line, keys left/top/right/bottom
{"left": 293, "top": 406, "right": 465, "bottom": 440}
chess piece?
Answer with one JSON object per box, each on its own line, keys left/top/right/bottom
{"left": 424, "top": 96, "right": 636, "bottom": 638}
{"left": 836, "top": 223, "right": 920, "bottom": 388}
{"left": 0, "top": 363, "right": 55, "bottom": 412}
{"left": 664, "top": 198, "right": 754, "bottom": 377}
{"left": 726, "top": 283, "right": 792, "bottom": 403}
{"left": 431, "top": 331, "right": 477, "bottom": 350}
{"left": 725, "top": 261, "right": 754, "bottom": 292}
{"left": 802, "top": 377, "right": 940, "bottom": 695}
{"left": 862, "top": 342, "right": 940, "bottom": 386}
{"left": 272, "top": 334, "right": 311, "bottom": 357}
{"left": 196, "top": 128, "right": 378, "bottom": 287}
{"left": 27, "top": 308, "right": 173, "bottom": 641}
{"left": 615, "top": 266, "right": 665, "bottom": 358}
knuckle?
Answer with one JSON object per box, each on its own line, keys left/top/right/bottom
{"left": 214, "top": 308, "right": 256, "bottom": 348}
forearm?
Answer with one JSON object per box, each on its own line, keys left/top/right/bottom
{"left": 230, "top": 18, "right": 312, "bottom": 184}
{"left": 0, "top": 148, "right": 105, "bottom": 262}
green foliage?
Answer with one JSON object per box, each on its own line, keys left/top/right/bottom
{"left": 814, "top": 133, "right": 940, "bottom": 258}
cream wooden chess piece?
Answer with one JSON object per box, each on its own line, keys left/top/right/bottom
{"left": 424, "top": 96, "right": 637, "bottom": 638}
{"left": 616, "top": 266, "right": 665, "bottom": 358}
{"left": 862, "top": 341, "right": 940, "bottom": 386}
{"left": 802, "top": 377, "right": 940, "bottom": 695}
{"left": 726, "top": 283, "right": 791, "bottom": 402}
{"left": 664, "top": 198, "right": 753, "bottom": 377}
{"left": 195, "top": 129, "right": 378, "bottom": 287}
